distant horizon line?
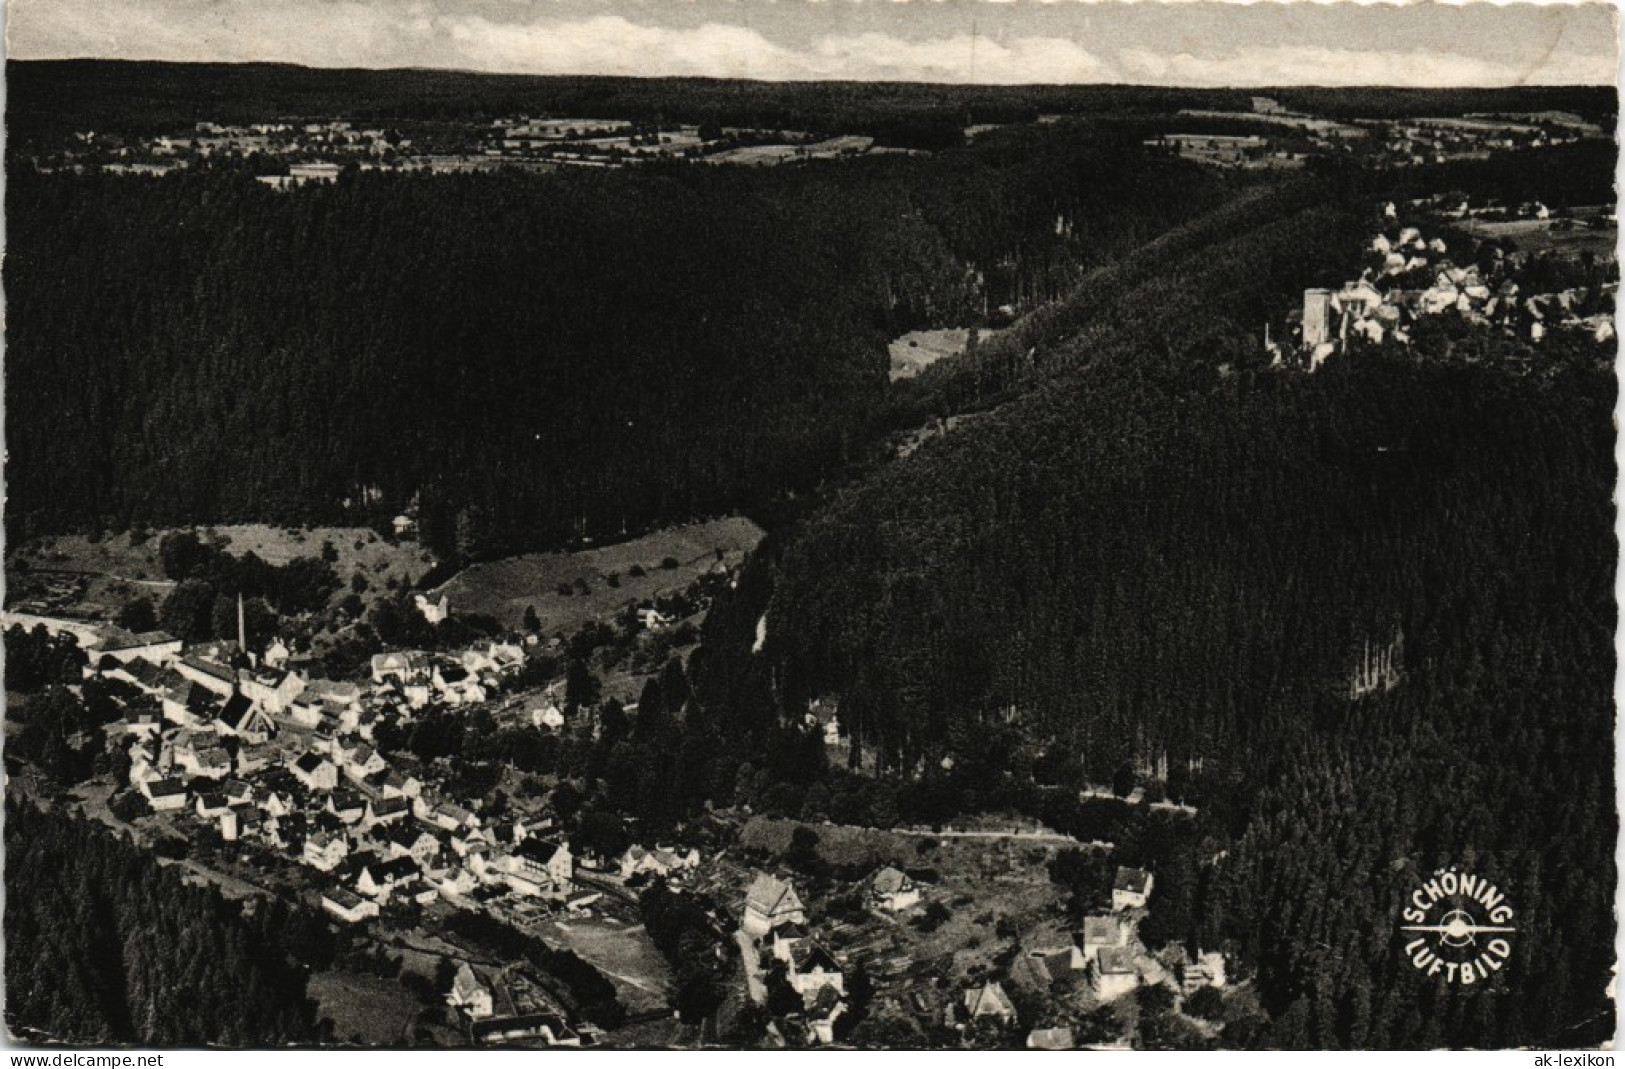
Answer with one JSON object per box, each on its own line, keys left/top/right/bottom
{"left": 11, "top": 55, "right": 1617, "bottom": 93}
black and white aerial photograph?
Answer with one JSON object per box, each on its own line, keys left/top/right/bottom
{"left": 2, "top": 0, "right": 1620, "bottom": 1055}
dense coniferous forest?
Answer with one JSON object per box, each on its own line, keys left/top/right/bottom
{"left": 676, "top": 179, "right": 1617, "bottom": 1045}
{"left": 4, "top": 799, "right": 322, "bottom": 1045}
{"left": 7, "top": 127, "right": 1230, "bottom": 550}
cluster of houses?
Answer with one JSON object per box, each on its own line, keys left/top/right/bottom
{"left": 1275, "top": 211, "right": 1617, "bottom": 370}
{"left": 732, "top": 853, "right": 1211, "bottom": 1048}
{"left": 994, "top": 865, "right": 1225, "bottom": 1049}
{"left": 733, "top": 859, "right": 1216, "bottom": 1049}
{"left": 444, "top": 961, "right": 602, "bottom": 1047}
{"left": 1375, "top": 116, "right": 1595, "bottom": 168}
{"left": 741, "top": 872, "right": 852, "bottom": 1046}
{"left": 1141, "top": 133, "right": 1306, "bottom": 172}
{"left": 366, "top": 643, "right": 520, "bottom": 709}
{"left": 109, "top": 120, "right": 405, "bottom": 165}
{"left": 36, "top": 607, "right": 621, "bottom": 927}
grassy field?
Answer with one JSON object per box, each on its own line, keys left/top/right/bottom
{"left": 740, "top": 816, "right": 916, "bottom": 870}
{"left": 9, "top": 525, "right": 435, "bottom": 620}
{"left": 888, "top": 328, "right": 1003, "bottom": 382}
{"left": 546, "top": 917, "right": 675, "bottom": 1015}
{"left": 434, "top": 516, "right": 764, "bottom": 633}
{"left": 308, "top": 969, "right": 430, "bottom": 1046}
{"left": 1457, "top": 215, "right": 1616, "bottom": 259}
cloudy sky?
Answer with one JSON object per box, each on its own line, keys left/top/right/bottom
{"left": 7, "top": 0, "right": 1618, "bottom": 88}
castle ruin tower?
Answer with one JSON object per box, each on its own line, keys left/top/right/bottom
{"left": 1303, "top": 289, "right": 1334, "bottom": 348}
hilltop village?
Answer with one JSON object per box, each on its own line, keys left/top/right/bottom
{"left": 1271, "top": 198, "right": 1616, "bottom": 370}
{"left": 1144, "top": 96, "right": 1608, "bottom": 172}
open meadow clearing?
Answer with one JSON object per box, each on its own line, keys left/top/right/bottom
{"left": 433, "top": 516, "right": 763, "bottom": 632}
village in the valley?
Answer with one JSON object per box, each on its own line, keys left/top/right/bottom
{"left": 5, "top": 508, "right": 1240, "bottom": 1050}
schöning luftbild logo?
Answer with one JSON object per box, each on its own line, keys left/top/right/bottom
{"left": 1399, "top": 868, "right": 1516, "bottom": 984}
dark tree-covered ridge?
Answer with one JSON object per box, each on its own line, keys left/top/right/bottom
{"left": 6, "top": 129, "right": 1231, "bottom": 551}
{"left": 4, "top": 798, "right": 321, "bottom": 1046}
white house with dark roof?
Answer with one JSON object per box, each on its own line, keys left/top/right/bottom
{"left": 322, "top": 887, "right": 379, "bottom": 924}
{"left": 338, "top": 739, "right": 386, "bottom": 782}
{"left": 364, "top": 796, "right": 412, "bottom": 829}
{"left": 511, "top": 837, "right": 573, "bottom": 887}
{"left": 961, "top": 980, "right": 1017, "bottom": 1025}
{"left": 215, "top": 692, "right": 275, "bottom": 744}
{"left": 462, "top": 641, "right": 524, "bottom": 675}
{"left": 434, "top": 864, "right": 481, "bottom": 903}
{"left": 235, "top": 743, "right": 275, "bottom": 776}
{"left": 1082, "top": 915, "right": 1128, "bottom": 962}
{"left": 195, "top": 792, "right": 232, "bottom": 819}
{"left": 326, "top": 791, "right": 367, "bottom": 825}
{"left": 371, "top": 650, "right": 430, "bottom": 685}
{"left": 162, "top": 681, "right": 214, "bottom": 727}
{"left": 447, "top": 963, "right": 494, "bottom": 1019}
{"left": 804, "top": 985, "right": 846, "bottom": 1046}
{"left": 174, "top": 740, "right": 232, "bottom": 779}
{"left": 618, "top": 844, "right": 699, "bottom": 881}
{"left": 788, "top": 941, "right": 845, "bottom": 1004}
{"left": 291, "top": 752, "right": 339, "bottom": 792}
{"left": 528, "top": 699, "right": 566, "bottom": 731}
{"left": 1112, "top": 866, "right": 1154, "bottom": 912}
{"left": 431, "top": 663, "right": 485, "bottom": 705}
{"left": 448, "top": 824, "right": 489, "bottom": 857}
{"left": 383, "top": 823, "right": 441, "bottom": 867}
{"left": 239, "top": 667, "right": 305, "bottom": 715}
{"left": 119, "top": 706, "right": 163, "bottom": 738}
{"left": 140, "top": 777, "right": 189, "bottom": 811}
{"left": 303, "top": 830, "right": 350, "bottom": 872}
{"left": 177, "top": 655, "right": 238, "bottom": 697}
{"left": 1092, "top": 947, "right": 1140, "bottom": 1001}
{"left": 94, "top": 630, "right": 183, "bottom": 666}
{"left": 869, "top": 866, "right": 921, "bottom": 912}
{"left": 425, "top": 799, "right": 478, "bottom": 832}
{"left": 742, "top": 872, "right": 806, "bottom": 937}
{"left": 287, "top": 697, "right": 326, "bottom": 730}
{"left": 379, "top": 768, "right": 423, "bottom": 800}
{"left": 357, "top": 855, "right": 422, "bottom": 900}
{"left": 769, "top": 922, "right": 808, "bottom": 964}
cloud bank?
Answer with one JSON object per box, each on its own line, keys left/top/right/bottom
{"left": 8, "top": 0, "right": 1617, "bottom": 87}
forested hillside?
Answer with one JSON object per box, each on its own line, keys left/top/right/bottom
{"left": 6, "top": 130, "right": 1229, "bottom": 551}
{"left": 684, "top": 180, "right": 1616, "bottom": 1046}
{"left": 5, "top": 799, "right": 322, "bottom": 1045}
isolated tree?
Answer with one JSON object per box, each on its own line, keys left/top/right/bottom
{"left": 160, "top": 579, "right": 217, "bottom": 642}
{"left": 116, "top": 595, "right": 158, "bottom": 633}
{"left": 158, "top": 531, "right": 208, "bottom": 580}
{"left": 565, "top": 657, "right": 600, "bottom": 709}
